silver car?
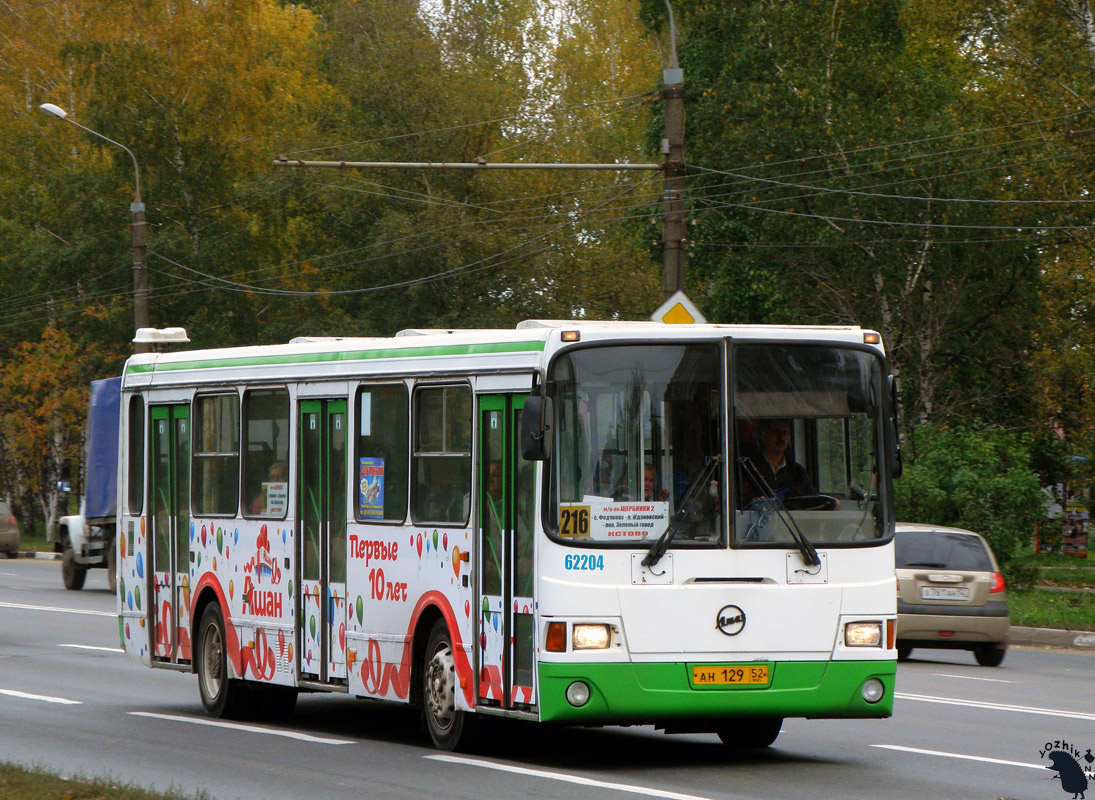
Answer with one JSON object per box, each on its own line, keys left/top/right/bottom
{"left": 0, "top": 500, "right": 20, "bottom": 558}
{"left": 895, "top": 523, "right": 1010, "bottom": 666}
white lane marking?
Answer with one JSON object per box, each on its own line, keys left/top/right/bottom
{"left": 0, "top": 600, "right": 114, "bottom": 618}
{"left": 426, "top": 754, "right": 717, "bottom": 800}
{"left": 0, "top": 689, "right": 82, "bottom": 705}
{"left": 128, "top": 712, "right": 356, "bottom": 745}
{"left": 872, "top": 744, "right": 1045, "bottom": 771}
{"left": 931, "top": 672, "right": 1015, "bottom": 684}
{"left": 60, "top": 643, "right": 123, "bottom": 653}
{"left": 898, "top": 691, "right": 1095, "bottom": 721}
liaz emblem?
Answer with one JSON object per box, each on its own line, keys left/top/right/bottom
{"left": 716, "top": 604, "right": 746, "bottom": 636}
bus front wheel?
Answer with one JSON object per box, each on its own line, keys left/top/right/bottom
{"left": 716, "top": 717, "right": 783, "bottom": 748}
{"left": 197, "top": 603, "right": 247, "bottom": 718}
{"left": 422, "top": 618, "right": 471, "bottom": 751}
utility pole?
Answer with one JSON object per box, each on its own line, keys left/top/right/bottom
{"left": 660, "top": 0, "right": 686, "bottom": 301}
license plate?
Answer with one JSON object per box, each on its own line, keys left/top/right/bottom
{"left": 920, "top": 586, "right": 970, "bottom": 600}
{"left": 692, "top": 664, "right": 770, "bottom": 687}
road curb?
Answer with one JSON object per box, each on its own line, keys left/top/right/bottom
{"left": 1010, "top": 626, "right": 1095, "bottom": 649}
{"left": 16, "top": 550, "right": 61, "bottom": 561}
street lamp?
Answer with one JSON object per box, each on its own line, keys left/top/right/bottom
{"left": 39, "top": 103, "right": 150, "bottom": 353}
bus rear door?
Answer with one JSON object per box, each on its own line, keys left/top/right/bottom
{"left": 149, "top": 404, "right": 191, "bottom": 665}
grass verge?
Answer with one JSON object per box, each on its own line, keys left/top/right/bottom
{"left": 1009, "top": 588, "right": 1095, "bottom": 631}
{"left": 0, "top": 763, "right": 209, "bottom": 800}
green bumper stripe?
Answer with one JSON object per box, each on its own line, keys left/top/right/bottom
{"left": 537, "top": 660, "right": 895, "bottom": 724}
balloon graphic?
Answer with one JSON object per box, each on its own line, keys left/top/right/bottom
{"left": 197, "top": 553, "right": 201, "bottom": 568}
{"left": 451, "top": 547, "right": 462, "bottom": 577}
{"left": 310, "top": 615, "right": 316, "bottom": 638}
{"left": 356, "top": 596, "right": 363, "bottom": 623}
{"left": 201, "top": 525, "right": 207, "bottom": 547}
{"left": 288, "top": 579, "right": 293, "bottom": 598}
{"left": 125, "top": 623, "right": 130, "bottom": 639}
{"left": 136, "top": 552, "right": 144, "bottom": 578}
{"left": 426, "top": 538, "right": 430, "bottom": 554}
{"left": 217, "top": 528, "right": 224, "bottom": 553}
{"left": 443, "top": 533, "right": 448, "bottom": 551}
{"left": 225, "top": 547, "right": 229, "bottom": 560}
{"left": 213, "top": 557, "right": 217, "bottom": 571}
{"left": 234, "top": 528, "right": 240, "bottom": 545}
{"left": 416, "top": 533, "right": 423, "bottom": 557}
{"left": 134, "top": 585, "right": 141, "bottom": 609}
{"left": 481, "top": 596, "right": 489, "bottom": 612}
{"left": 127, "top": 591, "right": 133, "bottom": 610}
{"left": 464, "top": 599, "right": 470, "bottom": 618}
{"left": 432, "top": 530, "right": 438, "bottom": 550}
{"left": 120, "top": 577, "right": 126, "bottom": 599}
{"left": 480, "top": 632, "right": 486, "bottom": 649}
{"left": 492, "top": 614, "right": 499, "bottom": 631}
{"left": 120, "top": 533, "right": 126, "bottom": 559}
{"left": 339, "top": 623, "right": 346, "bottom": 651}
{"left": 229, "top": 580, "right": 234, "bottom": 599}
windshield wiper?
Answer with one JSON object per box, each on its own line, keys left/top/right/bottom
{"left": 737, "top": 457, "right": 821, "bottom": 568}
{"left": 903, "top": 561, "right": 946, "bottom": 568}
{"left": 642, "top": 455, "right": 721, "bottom": 569}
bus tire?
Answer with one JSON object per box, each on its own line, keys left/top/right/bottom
{"left": 106, "top": 539, "right": 117, "bottom": 594}
{"left": 61, "top": 543, "right": 86, "bottom": 591}
{"left": 423, "top": 618, "right": 472, "bottom": 751}
{"left": 716, "top": 717, "right": 783, "bottom": 749}
{"left": 197, "top": 603, "right": 247, "bottom": 719}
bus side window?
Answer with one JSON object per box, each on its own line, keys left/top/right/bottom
{"left": 242, "top": 389, "right": 290, "bottom": 519}
{"left": 192, "top": 394, "right": 240, "bottom": 517}
{"left": 354, "top": 383, "right": 409, "bottom": 523}
{"left": 412, "top": 385, "right": 471, "bottom": 525}
{"left": 128, "top": 394, "right": 144, "bottom": 515}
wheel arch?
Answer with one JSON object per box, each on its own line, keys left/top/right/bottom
{"left": 410, "top": 604, "right": 446, "bottom": 709}
{"left": 190, "top": 586, "right": 223, "bottom": 674}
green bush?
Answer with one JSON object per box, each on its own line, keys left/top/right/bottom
{"left": 896, "top": 425, "right": 1046, "bottom": 573}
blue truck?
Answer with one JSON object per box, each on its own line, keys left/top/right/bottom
{"left": 52, "top": 377, "right": 120, "bottom": 591}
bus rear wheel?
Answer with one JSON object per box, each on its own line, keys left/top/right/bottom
{"left": 716, "top": 717, "right": 783, "bottom": 749}
{"left": 197, "top": 603, "right": 247, "bottom": 719}
{"left": 422, "top": 618, "right": 471, "bottom": 751}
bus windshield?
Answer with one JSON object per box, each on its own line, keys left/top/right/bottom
{"left": 732, "top": 343, "right": 886, "bottom": 547}
{"left": 550, "top": 343, "right": 723, "bottom": 544}
{"left": 548, "top": 340, "right": 888, "bottom": 549}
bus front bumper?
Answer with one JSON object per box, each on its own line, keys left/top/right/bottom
{"left": 537, "top": 659, "right": 895, "bottom": 725}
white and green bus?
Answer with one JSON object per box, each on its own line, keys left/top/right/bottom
{"left": 115, "top": 320, "right": 900, "bottom": 750}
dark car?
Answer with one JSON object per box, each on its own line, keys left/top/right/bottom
{"left": 0, "top": 500, "right": 20, "bottom": 558}
{"left": 895, "top": 523, "right": 1009, "bottom": 667}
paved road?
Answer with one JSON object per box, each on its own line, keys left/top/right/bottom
{"left": 1, "top": 558, "right": 1091, "bottom": 800}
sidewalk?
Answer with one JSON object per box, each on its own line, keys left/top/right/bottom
{"left": 1010, "top": 626, "right": 1095, "bottom": 650}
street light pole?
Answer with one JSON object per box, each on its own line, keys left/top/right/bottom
{"left": 38, "top": 103, "right": 150, "bottom": 353}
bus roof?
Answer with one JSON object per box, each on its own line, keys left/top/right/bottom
{"left": 121, "top": 321, "right": 883, "bottom": 389}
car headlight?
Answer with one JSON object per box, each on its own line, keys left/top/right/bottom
{"left": 845, "top": 621, "right": 882, "bottom": 647}
{"left": 573, "top": 623, "right": 612, "bottom": 650}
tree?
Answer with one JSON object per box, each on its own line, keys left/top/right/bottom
{"left": 640, "top": 0, "right": 1044, "bottom": 441}
{"left": 895, "top": 425, "right": 1046, "bottom": 574}
{"left": 0, "top": 328, "right": 89, "bottom": 536}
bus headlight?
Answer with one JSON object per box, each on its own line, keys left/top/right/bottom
{"left": 572, "top": 623, "right": 612, "bottom": 650}
{"left": 844, "top": 622, "right": 882, "bottom": 647}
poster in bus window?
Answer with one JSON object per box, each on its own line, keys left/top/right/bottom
{"left": 359, "top": 457, "right": 385, "bottom": 518}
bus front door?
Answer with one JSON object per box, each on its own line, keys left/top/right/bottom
{"left": 477, "top": 394, "right": 536, "bottom": 709}
{"left": 298, "top": 399, "right": 348, "bottom": 683}
{"left": 149, "top": 404, "right": 191, "bottom": 665}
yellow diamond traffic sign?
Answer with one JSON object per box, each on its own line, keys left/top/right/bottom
{"left": 652, "top": 290, "right": 707, "bottom": 325}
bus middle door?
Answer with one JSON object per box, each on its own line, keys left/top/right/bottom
{"left": 298, "top": 399, "right": 348, "bottom": 683}
{"left": 477, "top": 394, "right": 536, "bottom": 709}
{"left": 149, "top": 404, "right": 191, "bottom": 665}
